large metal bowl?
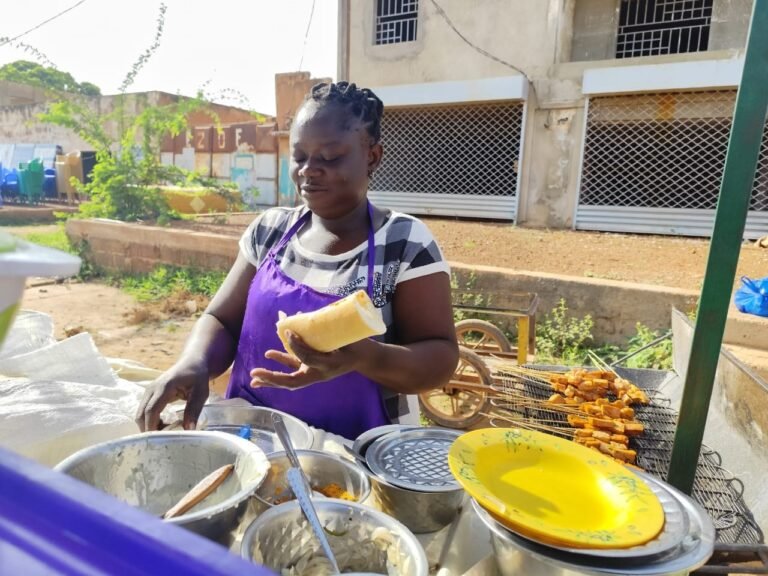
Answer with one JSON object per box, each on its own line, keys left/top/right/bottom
{"left": 241, "top": 499, "right": 428, "bottom": 575}
{"left": 254, "top": 449, "right": 370, "bottom": 511}
{"left": 55, "top": 431, "right": 270, "bottom": 541}
{"left": 198, "top": 405, "right": 314, "bottom": 454}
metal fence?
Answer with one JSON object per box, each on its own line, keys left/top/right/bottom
{"left": 372, "top": 102, "right": 524, "bottom": 201}
{"left": 616, "top": 0, "right": 713, "bottom": 58}
{"left": 579, "top": 90, "right": 768, "bottom": 213}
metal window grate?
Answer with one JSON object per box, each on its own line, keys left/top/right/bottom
{"left": 375, "top": 0, "right": 419, "bottom": 45}
{"left": 616, "top": 0, "right": 713, "bottom": 58}
{"left": 579, "top": 90, "right": 768, "bottom": 213}
{"left": 371, "top": 103, "right": 524, "bottom": 197}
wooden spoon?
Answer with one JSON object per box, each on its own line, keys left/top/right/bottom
{"left": 163, "top": 464, "right": 234, "bottom": 520}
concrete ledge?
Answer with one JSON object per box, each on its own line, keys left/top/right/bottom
{"left": 63, "top": 218, "right": 724, "bottom": 345}
{"left": 451, "top": 263, "right": 699, "bottom": 345}
{"left": 66, "top": 219, "right": 238, "bottom": 274}
{"left": 0, "top": 204, "right": 79, "bottom": 225}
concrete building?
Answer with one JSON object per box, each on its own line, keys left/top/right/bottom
{"left": 0, "top": 89, "right": 279, "bottom": 208}
{"left": 337, "top": 0, "right": 767, "bottom": 238}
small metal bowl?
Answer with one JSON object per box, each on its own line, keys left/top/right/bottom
{"left": 55, "top": 431, "right": 269, "bottom": 541}
{"left": 241, "top": 499, "right": 428, "bottom": 576}
{"left": 253, "top": 449, "right": 370, "bottom": 512}
{"left": 197, "top": 405, "right": 314, "bottom": 454}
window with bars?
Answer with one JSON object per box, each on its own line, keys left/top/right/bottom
{"left": 371, "top": 103, "right": 524, "bottom": 197}
{"left": 375, "top": 0, "right": 418, "bottom": 45}
{"left": 579, "top": 91, "right": 768, "bottom": 213}
{"left": 616, "top": 0, "right": 713, "bottom": 58}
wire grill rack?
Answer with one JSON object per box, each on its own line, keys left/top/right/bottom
{"left": 487, "top": 364, "right": 764, "bottom": 545}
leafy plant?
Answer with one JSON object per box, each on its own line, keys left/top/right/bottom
{"left": 535, "top": 299, "right": 594, "bottom": 365}
{"left": 114, "top": 266, "right": 227, "bottom": 301}
{"left": 37, "top": 3, "right": 239, "bottom": 223}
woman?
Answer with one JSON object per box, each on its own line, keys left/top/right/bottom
{"left": 136, "top": 82, "right": 458, "bottom": 439}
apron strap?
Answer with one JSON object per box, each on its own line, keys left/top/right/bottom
{"left": 270, "top": 202, "right": 376, "bottom": 300}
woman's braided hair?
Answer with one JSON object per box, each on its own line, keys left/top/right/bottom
{"left": 308, "top": 81, "right": 384, "bottom": 144}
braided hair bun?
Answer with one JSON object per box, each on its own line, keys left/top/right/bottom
{"left": 308, "top": 81, "right": 384, "bottom": 144}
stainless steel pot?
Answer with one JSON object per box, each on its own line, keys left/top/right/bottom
{"left": 241, "top": 499, "right": 428, "bottom": 575}
{"left": 365, "top": 468, "right": 465, "bottom": 534}
{"left": 55, "top": 431, "right": 269, "bottom": 541}
{"left": 352, "top": 425, "right": 464, "bottom": 534}
{"left": 472, "top": 472, "right": 715, "bottom": 576}
{"left": 253, "top": 449, "right": 370, "bottom": 512}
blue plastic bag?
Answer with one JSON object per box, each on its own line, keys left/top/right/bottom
{"left": 734, "top": 276, "right": 768, "bottom": 318}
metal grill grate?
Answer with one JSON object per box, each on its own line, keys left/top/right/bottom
{"left": 371, "top": 103, "right": 524, "bottom": 198}
{"left": 579, "top": 91, "right": 768, "bottom": 213}
{"left": 375, "top": 0, "right": 419, "bottom": 45}
{"left": 488, "top": 365, "right": 764, "bottom": 545}
{"left": 616, "top": 0, "right": 713, "bottom": 58}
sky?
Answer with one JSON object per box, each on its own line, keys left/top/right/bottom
{"left": 0, "top": 0, "right": 338, "bottom": 115}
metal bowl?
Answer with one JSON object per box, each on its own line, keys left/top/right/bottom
{"left": 254, "top": 449, "right": 370, "bottom": 511}
{"left": 197, "top": 405, "right": 314, "bottom": 454}
{"left": 472, "top": 471, "right": 715, "bottom": 576}
{"left": 55, "top": 431, "right": 269, "bottom": 541}
{"left": 352, "top": 424, "right": 420, "bottom": 458}
{"left": 241, "top": 499, "right": 428, "bottom": 576}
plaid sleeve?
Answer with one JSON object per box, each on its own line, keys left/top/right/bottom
{"left": 238, "top": 208, "right": 298, "bottom": 268}
{"left": 394, "top": 216, "right": 450, "bottom": 284}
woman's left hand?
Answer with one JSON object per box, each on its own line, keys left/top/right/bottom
{"left": 250, "top": 331, "right": 364, "bottom": 390}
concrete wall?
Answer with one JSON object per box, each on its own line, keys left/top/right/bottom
{"left": 0, "top": 80, "right": 50, "bottom": 107}
{"left": 570, "top": 0, "right": 619, "bottom": 62}
{"left": 66, "top": 218, "right": 702, "bottom": 344}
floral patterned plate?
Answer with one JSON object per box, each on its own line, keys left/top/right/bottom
{"left": 447, "top": 428, "right": 665, "bottom": 549}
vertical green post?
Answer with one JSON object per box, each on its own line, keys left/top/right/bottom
{"left": 667, "top": 0, "right": 768, "bottom": 494}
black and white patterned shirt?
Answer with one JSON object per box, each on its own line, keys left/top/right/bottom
{"left": 239, "top": 205, "right": 450, "bottom": 345}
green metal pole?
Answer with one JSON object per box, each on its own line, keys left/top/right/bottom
{"left": 667, "top": 0, "right": 768, "bottom": 494}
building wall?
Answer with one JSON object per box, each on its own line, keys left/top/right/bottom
{"left": 343, "top": 0, "right": 754, "bottom": 229}
{"left": 0, "top": 81, "right": 50, "bottom": 107}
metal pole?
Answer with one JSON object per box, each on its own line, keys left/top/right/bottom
{"left": 667, "top": 0, "right": 768, "bottom": 494}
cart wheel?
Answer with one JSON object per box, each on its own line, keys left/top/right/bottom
{"left": 419, "top": 346, "right": 493, "bottom": 429}
{"left": 455, "top": 319, "right": 513, "bottom": 354}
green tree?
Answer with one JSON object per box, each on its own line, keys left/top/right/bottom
{"left": 0, "top": 60, "right": 101, "bottom": 95}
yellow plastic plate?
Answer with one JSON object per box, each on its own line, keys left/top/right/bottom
{"left": 448, "top": 428, "right": 665, "bottom": 549}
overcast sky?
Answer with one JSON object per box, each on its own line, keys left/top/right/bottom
{"left": 0, "top": 0, "right": 338, "bottom": 115}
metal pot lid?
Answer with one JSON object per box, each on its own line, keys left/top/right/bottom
{"left": 510, "top": 471, "right": 690, "bottom": 562}
{"left": 365, "top": 428, "right": 463, "bottom": 492}
{"left": 352, "top": 424, "right": 421, "bottom": 458}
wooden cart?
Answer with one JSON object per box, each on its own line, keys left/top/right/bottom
{"left": 418, "top": 289, "right": 539, "bottom": 428}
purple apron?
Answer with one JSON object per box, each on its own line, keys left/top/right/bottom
{"left": 226, "top": 202, "right": 391, "bottom": 439}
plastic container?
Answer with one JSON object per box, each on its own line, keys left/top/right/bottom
{"left": 18, "top": 158, "right": 45, "bottom": 203}
{"left": 0, "top": 231, "right": 81, "bottom": 347}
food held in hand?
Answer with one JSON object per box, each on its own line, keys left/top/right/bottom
{"left": 276, "top": 290, "right": 386, "bottom": 355}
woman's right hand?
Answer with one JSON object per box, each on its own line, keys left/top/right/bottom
{"left": 135, "top": 362, "right": 210, "bottom": 432}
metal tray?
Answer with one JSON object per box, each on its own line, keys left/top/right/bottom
{"left": 197, "top": 405, "right": 314, "bottom": 455}
{"left": 365, "top": 428, "right": 463, "bottom": 492}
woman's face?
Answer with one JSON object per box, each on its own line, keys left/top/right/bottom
{"left": 289, "top": 101, "right": 382, "bottom": 219}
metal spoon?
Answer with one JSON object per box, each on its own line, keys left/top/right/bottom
{"left": 343, "top": 443, "right": 368, "bottom": 466}
{"left": 272, "top": 412, "right": 314, "bottom": 495}
{"left": 287, "top": 467, "right": 341, "bottom": 575}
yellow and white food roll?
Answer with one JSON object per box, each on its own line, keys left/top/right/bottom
{"left": 276, "top": 290, "right": 386, "bottom": 355}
